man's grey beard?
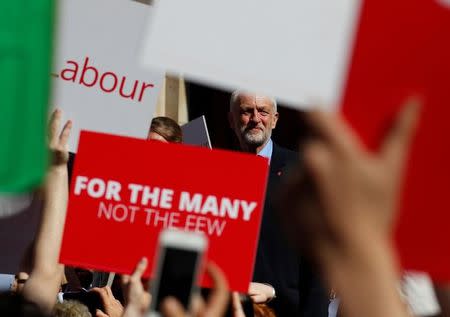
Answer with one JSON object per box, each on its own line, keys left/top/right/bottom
{"left": 241, "top": 128, "right": 270, "bottom": 147}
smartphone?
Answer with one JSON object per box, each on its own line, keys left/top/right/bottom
{"left": 148, "top": 229, "right": 207, "bottom": 317}
{"left": 62, "top": 290, "right": 104, "bottom": 316}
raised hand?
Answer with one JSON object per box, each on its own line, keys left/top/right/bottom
{"left": 48, "top": 108, "right": 72, "bottom": 167}
{"left": 161, "top": 262, "right": 229, "bottom": 317}
{"left": 121, "top": 257, "right": 151, "bottom": 317}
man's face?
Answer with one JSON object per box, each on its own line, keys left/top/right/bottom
{"left": 229, "top": 93, "right": 279, "bottom": 149}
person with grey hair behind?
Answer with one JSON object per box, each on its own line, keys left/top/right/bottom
{"left": 53, "top": 300, "right": 91, "bottom": 317}
{"left": 228, "top": 90, "right": 329, "bottom": 317}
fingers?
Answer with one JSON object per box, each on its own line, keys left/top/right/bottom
{"left": 131, "top": 257, "right": 148, "bottom": 281}
{"left": 123, "top": 257, "right": 150, "bottom": 312}
{"left": 381, "top": 97, "right": 421, "bottom": 172}
{"left": 306, "top": 109, "right": 362, "bottom": 154}
{"left": 121, "top": 274, "right": 130, "bottom": 285}
{"left": 142, "top": 292, "right": 152, "bottom": 310}
{"left": 161, "top": 297, "right": 186, "bottom": 317}
{"left": 303, "top": 140, "right": 333, "bottom": 187}
{"left": 95, "top": 309, "right": 109, "bottom": 317}
{"left": 190, "top": 294, "right": 206, "bottom": 316}
{"left": 247, "top": 282, "right": 273, "bottom": 303}
{"left": 49, "top": 109, "right": 62, "bottom": 145}
{"left": 247, "top": 282, "right": 256, "bottom": 295}
{"left": 91, "top": 286, "right": 113, "bottom": 298}
{"left": 90, "top": 287, "right": 112, "bottom": 305}
{"left": 104, "top": 286, "right": 113, "bottom": 298}
{"left": 48, "top": 108, "right": 72, "bottom": 153}
{"left": 90, "top": 287, "right": 102, "bottom": 294}
{"left": 162, "top": 263, "right": 229, "bottom": 317}
{"left": 90, "top": 287, "right": 106, "bottom": 298}
{"left": 122, "top": 257, "right": 147, "bottom": 285}
{"left": 231, "top": 292, "right": 246, "bottom": 317}
{"left": 249, "top": 294, "right": 266, "bottom": 303}
{"left": 204, "top": 262, "right": 229, "bottom": 316}
{"left": 59, "top": 120, "right": 72, "bottom": 147}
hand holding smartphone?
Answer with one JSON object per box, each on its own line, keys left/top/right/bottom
{"left": 148, "top": 229, "right": 207, "bottom": 317}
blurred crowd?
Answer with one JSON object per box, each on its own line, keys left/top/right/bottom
{"left": 1, "top": 90, "right": 449, "bottom": 317}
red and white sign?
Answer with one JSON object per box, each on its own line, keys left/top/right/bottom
{"left": 59, "top": 131, "right": 269, "bottom": 292}
{"left": 341, "top": 0, "right": 450, "bottom": 282}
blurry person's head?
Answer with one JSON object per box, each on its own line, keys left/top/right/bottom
{"left": 0, "top": 292, "right": 47, "bottom": 317}
{"left": 254, "top": 303, "right": 276, "bottom": 317}
{"left": 228, "top": 90, "right": 279, "bottom": 153}
{"left": 147, "top": 117, "right": 182, "bottom": 143}
{"left": 11, "top": 272, "right": 29, "bottom": 293}
{"left": 53, "top": 300, "right": 91, "bottom": 317}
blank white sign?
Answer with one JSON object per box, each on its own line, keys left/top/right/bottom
{"left": 140, "top": 0, "right": 361, "bottom": 109}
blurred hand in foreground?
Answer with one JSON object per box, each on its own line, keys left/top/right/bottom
{"left": 121, "top": 257, "right": 151, "bottom": 317}
{"left": 22, "top": 108, "right": 73, "bottom": 314}
{"left": 282, "top": 98, "right": 420, "bottom": 260}
{"left": 89, "top": 286, "right": 123, "bottom": 317}
{"left": 281, "top": 98, "right": 420, "bottom": 317}
{"left": 161, "top": 262, "right": 229, "bottom": 317}
{"left": 48, "top": 108, "right": 72, "bottom": 168}
{"left": 231, "top": 292, "right": 246, "bottom": 317}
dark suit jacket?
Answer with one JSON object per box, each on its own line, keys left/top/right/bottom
{"left": 253, "top": 143, "right": 329, "bottom": 317}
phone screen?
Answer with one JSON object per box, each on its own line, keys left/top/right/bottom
{"left": 154, "top": 247, "right": 199, "bottom": 311}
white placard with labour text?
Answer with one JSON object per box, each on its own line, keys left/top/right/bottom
{"left": 52, "top": 0, "right": 164, "bottom": 151}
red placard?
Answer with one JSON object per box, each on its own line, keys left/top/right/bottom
{"left": 59, "top": 131, "right": 269, "bottom": 292}
{"left": 342, "top": 0, "right": 450, "bottom": 281}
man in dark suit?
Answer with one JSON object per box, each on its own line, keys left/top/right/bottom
{"left": 228, "top": 91, "right": 329, "bottom": 317}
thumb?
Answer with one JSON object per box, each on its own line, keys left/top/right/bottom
{"left": 95, "top": 309, "right": 109, "bottom": 317}
{"left": 381, "top": 97, "right": 421, "bottom": 172}
{"left": 161, "top": 297, "right": 186, "bottom": 317}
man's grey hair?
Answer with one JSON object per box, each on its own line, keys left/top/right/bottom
{"left": 229, "top": 90, "right": 277, "bottom": 112}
